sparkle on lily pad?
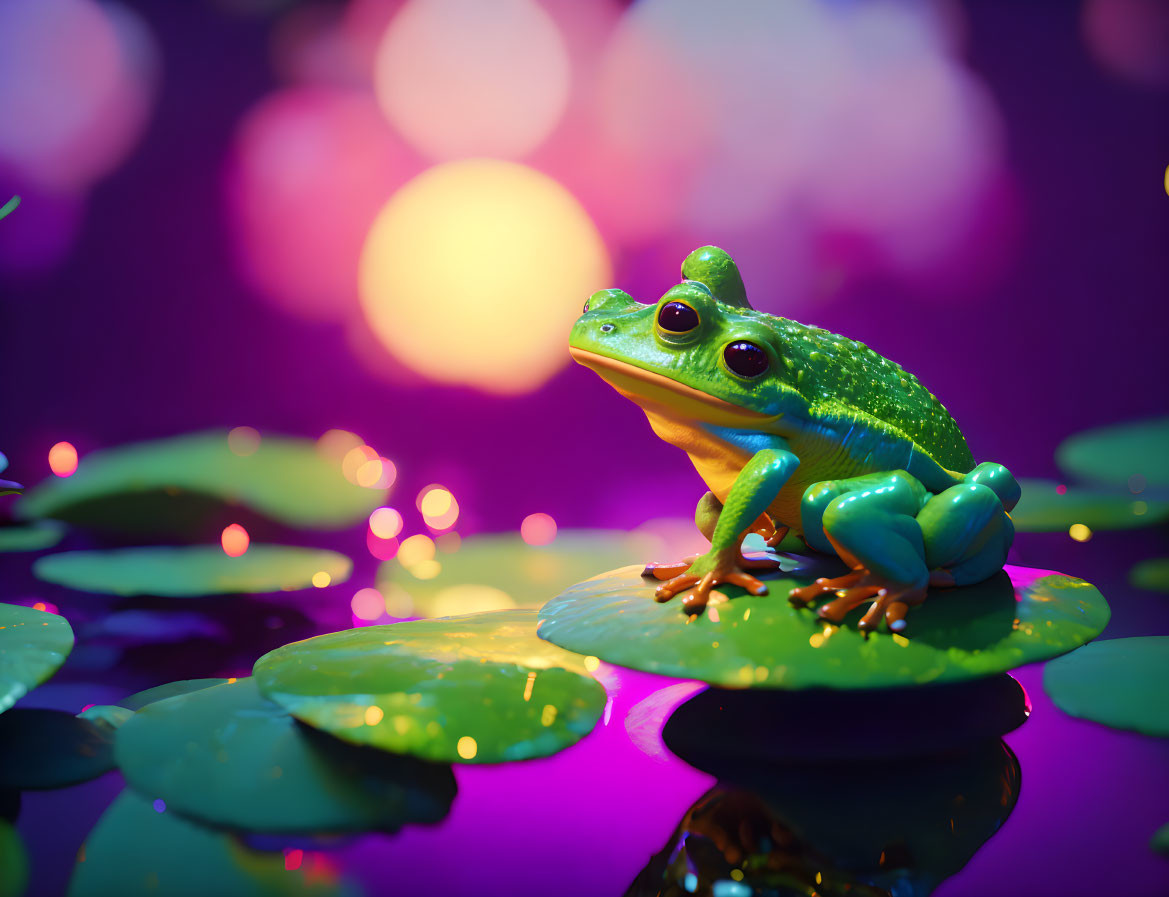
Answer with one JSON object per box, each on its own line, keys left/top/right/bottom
{"left": 1056, "top": 417, "right": 1169, "bottom": 488}
{"left": 253, "top": 609, "right": 605, "bottom": 764}
{"left": 1011, "top": 479, "right": 1169, "bottom": 532}
{"left": 0, "top": 708, "right": 119, "bottom": 790}
{"left": 537, "top": 563, "right": 1110, "bottom": 690}
{"left": 18, "top": 431, "right": 388, "bottom": 536}
{"left": 115, "top": 678, "right": 456, "bottom": 833}
{"left": 68, "top": 791, "right": 362, "bottom": 897}
{"left": 378, "top": 529, "right": 662, "bottom": 616}
{"left": 0, "top": 603, "right": 74, "bottom": 715}
{"left": 1130, "top": 558, "right": 1169, "bottom": 593}
{"left": 1044, "top": 636, "right": 1169, "bottom": 736}
{"left": 33, "top": 545, "right": 352, "bottom": 597}
{"left": 0, "top": 519, "right": 65, "bottom": 553}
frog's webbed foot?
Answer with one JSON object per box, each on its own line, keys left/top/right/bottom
{"left": 643, "top": 550, "right": 780, "bottom": 583}
{"left": 788, "top": 572, "right": 927, "bottom": 633}
{"left": 652, "top": 558, "right": 771, "bottom": 615}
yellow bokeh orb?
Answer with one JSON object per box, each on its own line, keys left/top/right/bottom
{"left": 358, "top": 159, "right": 610, "bottom": 395}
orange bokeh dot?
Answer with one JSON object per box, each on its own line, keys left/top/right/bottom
{"left": 48, "top": 441, "right": 78, "bottom": 477}
{"left": 520, "top": 512, "right": 557, "bottom": 546}
{"left": 221, "top": 523, "right": 250, "bottom": 557}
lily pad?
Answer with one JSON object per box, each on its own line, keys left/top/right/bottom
{"left": 0, "top": 819, "right": 27, "bottom": 897}
{"left": 1056, "top": 417, "right": 1169, "bottom": 488}
{"left": 119, "top": 678, "right": 229, "bottom": 711}
{"left": 33, "top": 546, "right": 351, "bottom": 597}
{"left": 1011, "top": 478, "right": 1169, "bottom": 532}
{"left": 1130, "top": 558, "right": 1169, "bottom": 593}
{"left": 1043, "top": 636, "right": 1169, "bottom": 736}
{"left": 663, "top": 674, "right": 1029, "bottom": 765}
{"left": 378, "top": 529, "right": 660, "bottom": 616}
{"left": 537, "top": 563, "right": 1110, "bottom": 689}
{"left": 254, "top": 609, "right": 605, "bottom": 764}
{"left": 0, "top": 708, "right": 119, "bottom": 789}
{"left": 0, "top": 520, "right": 65, "bottom": 553}
{"left": 18, "top": 431, "right": 387, "bottom": 536}
{"left": 0, "top": 603, "right": 74, "bottom": 714}
{"left": 116, "top": 678, "right": 455, "bottom": 834}
{"left": 68, "top": 791, "right": 361, "bottom": 897}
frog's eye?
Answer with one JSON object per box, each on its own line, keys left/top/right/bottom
{"left": 723, "top": 341, "right": 769, "bottom": 379}
{"left": 657, "top": 301, "right": 700, "bottom": 333}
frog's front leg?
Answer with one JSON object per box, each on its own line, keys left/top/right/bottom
{"left": 653, "top": 449, "right": 798, "bottom": 614}
{"left": 643, "top": 493, "right": 786, "bottom": 581}
{"left": 789, "top": 470, "right": 931, "bottom": 632}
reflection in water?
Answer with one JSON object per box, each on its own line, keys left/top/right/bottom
{"left": 628, "top": 739, "right": 1020, "bottom": 897}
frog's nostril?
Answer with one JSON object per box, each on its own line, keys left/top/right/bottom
{"left": 600, "top": 323, "right": 615, "bottom": 333}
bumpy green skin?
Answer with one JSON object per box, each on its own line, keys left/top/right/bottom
{"left": 570, "top": 247, "right": 1019, "bottom": 626}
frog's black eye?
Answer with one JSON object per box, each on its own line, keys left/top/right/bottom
{"left": 582, "top": 299, "right": 590, "bottom": 313}
{"left": 657, "top": 301, "right": 699, "bottom": 333}
{"left": 724, "top": 341, "right": 769, "bottom": 378}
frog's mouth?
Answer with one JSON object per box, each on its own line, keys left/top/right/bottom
{"left": 570, "top": 347, "right": 778, "bottom": 427}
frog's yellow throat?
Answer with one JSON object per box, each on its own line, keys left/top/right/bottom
{"left": 569, "top": 348, "right": 779, "bottom": 429}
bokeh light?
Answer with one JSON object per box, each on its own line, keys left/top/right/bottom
{"left": 418, "top": 485, "right": 459, "bottom": 531}
{"left": 311, "top": 571, "right": 332, "bottom": 588}
{"left": 1082, "top": 0, "right": 1169, "bottom": 88}
{"left": 227, "top": 426, "right": 261, "bottom": 456}
{"left": 351, "top": 587, "right": 386, "bottom": 621}
{"left": 358, "top": 159, "right": 610, "bottom": 394}
{"left": 369, "top": 507, "right": 404, "bottom": 540}
{"left": 0, "top": 0, "right": 157, "bottom": 191}
{"left": 366, "top": 530, "right": 399, "bottom": 561}
{"left": 317, "top": 429, "right": 365, "bottom": 463}
{"left": 520, "top": 513, "right": 558, "bottom": 546}
{"left": 48, "top": 442, "right": 79, "bottom": 477}
{"left": 221, "top": 524, "right": 250, "bottom": 557}
{"left": 1069, "top": 524, "right": 1093, "bottom": 543}
{"left": 398, "top": 534, "right": 436, "bottom": 568}
{"left": 227, "top": 87, "right": 410, "bottom": 321}
{"left": 373, "top": 0, "right": 570, "bottom": 160}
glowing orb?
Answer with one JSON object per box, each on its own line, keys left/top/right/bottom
{"left": 373, "top": 0, "right": 569, "bottom": 159}
{"left": 1069, "top": 524, "right": 1093, "bottom": 543}
{"left": 398, "top": 534, "right": 436, "bottom": 569}
{"left": 366, "top": 531, "right": 399, "bottom": 561}
{"left": 369, "top": 507, "right": 403, "bottom": 540}
{"left": 48, "top": 442, "right": 79, "bottom": 478}
{"left": 227, "top": 426, "right": 261, "bottom": 457}
{"left": 418, "top": 486, "right": 459, "bottom": 531}
{"left": 221, "top": 524, "right": 250, "bottom": 557}
{"left": 520, "top": 513, "right": 557, "bottom": 546}
{"left": 351, "top": 587, "right": 386, "bottom": 621}
{"left": 456, "top": 735, "right": 478, "bottom": 760}
{"left": 358, "top": 160, "right": 610, "bottom": 394}
{"left": 311, "top": 571, "right": 332, "bottom": 588}
{"left": 316, "top": 429, "right": 364, "bottom": 463}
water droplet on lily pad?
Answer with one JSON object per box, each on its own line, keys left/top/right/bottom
{"left": 377, "top": 529, "right": 658, "bottom": 616}
{"left": 33, "top": 546, "right": 352, "bottom": 597}
{"left": 1056, "top": 417, "right": 1169, "bottom": 488}
{"left": 68, "top": 790, "right": 363, "bottom": 897}
{"left": 115, "top": 678, "right": 456, "bottom": 834}
{"left": 1130, "top": 558, "right": 1169, "bottom": 593}
{"left": 0, "top": 602, "right": 74, "bottom": 715}
{"left": 18, "top": 431, "right": 388, "bottom": 537}
{"left": 0, "top": 708, "right": 118, "bottom": 789}
{"left": 537, "top": 565, "right": 1110, "bottom": 689}
{"left": 253, "top": 609, "right": 605, "bottom": 763}
{"left": 1044, "top": 636, "right": 1169, "bottom": 736}
{"left": 1010, "top": 479, "right": 1169, "bottom": 532}
{"left": 0, "top": 519, "right": 65, "bottom": 553}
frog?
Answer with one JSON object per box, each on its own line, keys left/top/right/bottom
{"left": 568, "top": 246, "right": 1019, "bottom": 633}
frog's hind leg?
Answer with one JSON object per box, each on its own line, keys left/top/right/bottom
{"left": 789, "top": 470, "right": 930, "bottom": 632}
{"left": 643, "top": 492, "right": 781, "bottom": 581}
{"left": 919, "top": 480, "right": 1015, "bottom": 587}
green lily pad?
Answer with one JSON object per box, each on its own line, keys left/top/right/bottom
{"left": 254, "top": 609, "right": 605, "bottom": 764}
{"left": 1056, "top": 417, "right": 1169, "bottom": 488}
{"left": 0, "top": 603, "right": 74, "bottom": 714}
{"left": 537, "top": 563, "right": 1110, "bottom": 689}
{"left": 18, "top": 431, "right": 387, "bottom": 536}
{"left": 119, "top": 678, "right": 228, "bottom": 711}
{"left": 68, "top": 791, "right": 361, "bottom": 897}
{"left": 1130, "top": 558, "right": 1169, "bottom": 593}
{"left": 0, "top": 819, "right": 27, "bottom": 897}
{"left": 1011, "top": 478, "right": 1169, "bottom": 532}
{"left": 116, "top": 678, "right": 455, "bottom": 834}
{"left": 1152, "top": 822, "right": 1169, "bottom": 857}
{"left": 377, "top": 529, "right": 660, "bottom": 616}
{"left": 1043, "top": 636, "right": 1169, "bottom": 736}
{"left": 0, "top": 520, "right": 65, "bottom": 553}
{"left": 33, "top": 546, "right": 351, "bottom": 597}
{"left": 0, "top": 708, "right": 119, "bottom": 789}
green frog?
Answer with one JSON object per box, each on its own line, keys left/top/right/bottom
{"left": 569, "top": 246, "right": 1019, "bottom": 632}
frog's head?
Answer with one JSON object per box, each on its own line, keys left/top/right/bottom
{"left": 569, "top": 247, "right": 805, "bottom": 428}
